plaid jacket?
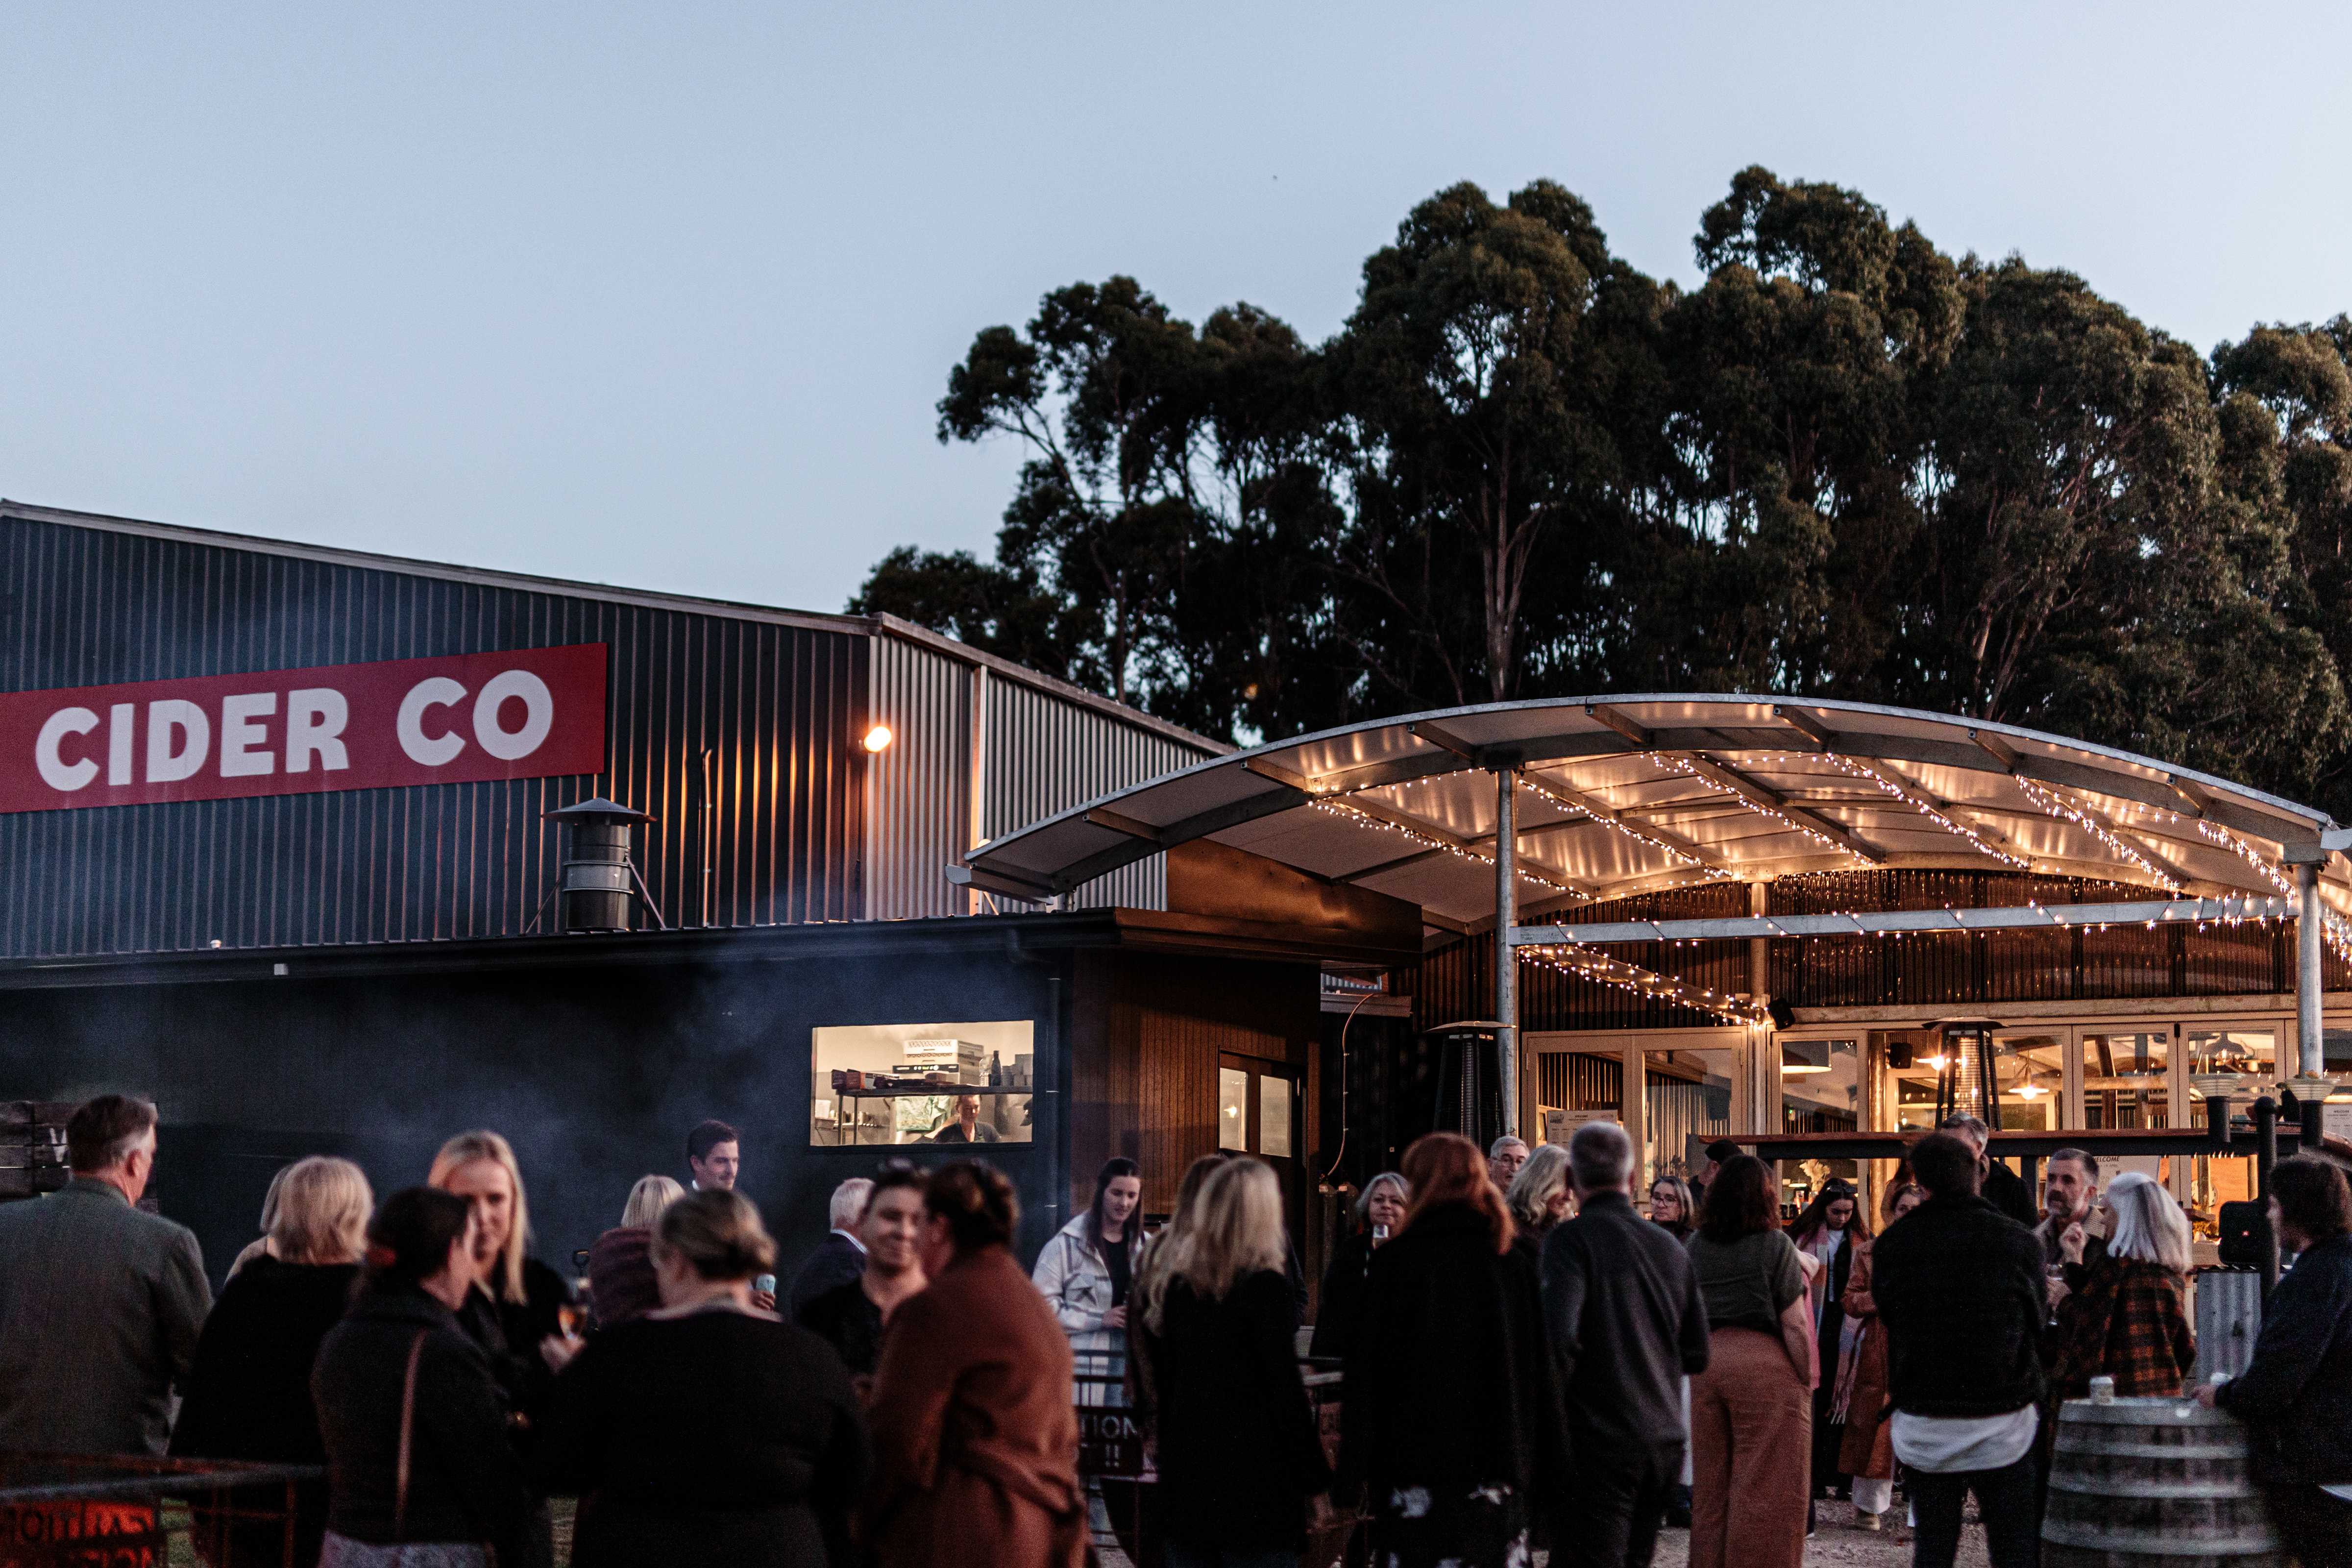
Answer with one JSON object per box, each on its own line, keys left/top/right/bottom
{"left": 2050, "top": 1253, "right": 2195, "bottom": 1399}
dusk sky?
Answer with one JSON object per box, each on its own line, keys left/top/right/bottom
{"left": 5, "top": 3, "right": 2345, "bottom": 615}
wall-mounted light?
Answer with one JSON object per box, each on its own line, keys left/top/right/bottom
{"left": 862, "top": 724, "right": 894, "bottom": 753}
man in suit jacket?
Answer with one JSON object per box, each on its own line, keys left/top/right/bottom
{"left": 0, "top": 1095, "right": 211, "bottom": 1454}
{"left": 786, "top": 1176, "right": 873, "bottom": 1317}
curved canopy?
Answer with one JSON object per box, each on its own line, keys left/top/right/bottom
{"left": 959, "top": 695, "right": 2352, "bottom": 938}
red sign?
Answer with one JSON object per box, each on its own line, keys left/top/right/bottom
{"left": 0, "top": 644, "right": 608, "bottom": 815}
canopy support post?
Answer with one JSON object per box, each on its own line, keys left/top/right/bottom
{"left": 2300, "top": 860, "right": 2325, "bottom": 1078}
{"left": 1495, "top": 765, "right": 1518, "bottom": 1141}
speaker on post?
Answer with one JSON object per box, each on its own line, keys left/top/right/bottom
{"left": 1767, "top": 998, "right": 1796, "bottom": 1032}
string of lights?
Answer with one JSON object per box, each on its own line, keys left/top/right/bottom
{"left": 1819, "top": 755, "right": 2030, "bottom": 869}
{"left": 1307, "top": 797, "right": 1589, "bottom": 899}
{"left": 1644, "top": 754, "right": 1870, "bottom": 863}
{"left": 2013, "top": 776, "right": 2181, "bottom": 891}
{"left": 1518, "top": 940, "right": 1768, "bottom": 1025}
{"left": 1517, "top": 772, "right": 1710, "bottom": 866}
{"left": 2193, "top": 821, "right": 2352, "bottom": 965}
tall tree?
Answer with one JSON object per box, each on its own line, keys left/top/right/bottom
{"left": 1325, "top": 180, "right": 1655, "bottom": 706}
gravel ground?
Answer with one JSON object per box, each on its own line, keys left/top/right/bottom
{"left": 1647, "top": 1496, "right": 1992, "bottom": 1568}
{"left": 1084, "top": 1495, "right": 1995, "bottom": 1568}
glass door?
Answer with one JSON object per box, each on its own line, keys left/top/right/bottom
{"left": 1220, "top": 1054, "right": 1302, "bottom": 1225}
{"left": 1643, "top": 1047, "right": 1735, "bottom": 1189}
{"left": 1777, "top": 1038, "right": 1861, "bottom": 1217}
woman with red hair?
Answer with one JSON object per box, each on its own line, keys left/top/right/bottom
{"left": 1336, "top": 1132, "right": 1567, "bottom": 1567}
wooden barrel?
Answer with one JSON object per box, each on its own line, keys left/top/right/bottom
{"left": 2042, "top": 1396, "right": 2278, "bottom": 1568}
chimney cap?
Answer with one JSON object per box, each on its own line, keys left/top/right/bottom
{"left": 543, "top": 796, "right": 655, "bottom": 826}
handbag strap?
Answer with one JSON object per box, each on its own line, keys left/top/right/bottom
{"left": 394, "top": 1328, "right": 428, "bottom": 1542}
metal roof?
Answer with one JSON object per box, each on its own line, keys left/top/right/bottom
{"left": 0, "top": 499, "right": 1221, "bottom": 758}
{"left": 958, "top": 695, "right": 2352, "bottom": 937}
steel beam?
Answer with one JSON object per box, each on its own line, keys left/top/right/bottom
{"left": 1494, "top": 769, "right": 1519, "bottom": 1140}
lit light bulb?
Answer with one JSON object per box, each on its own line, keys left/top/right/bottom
{"left": 1924, "top": 1054, "right": 1949, "bottom": 1072}
{"left": 862, "top": 724, "right": 895, "bottom": 753}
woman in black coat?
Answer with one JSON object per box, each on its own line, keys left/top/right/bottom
{"left": 1338, "top": 1134, "right": 1568, "bottom": 1568}
{"left": 537, "top": 1189, "right": 870, "bottom": 1568}
{"left": 172, "top": 1157, "right": 372, "bottom": 1568}
{"left": 1152, "top": 1158, "right": 1330, "bottom": 1565}
{"left": 1309, "top": 1171, "right": 1406, "bottom": 1361}
{"left": 312, "top": 1187, "right": 534, "bottom": 1568}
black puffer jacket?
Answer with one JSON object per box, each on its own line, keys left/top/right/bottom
{"left": 1869, "top": 1192, "right": 2046, "bottom": 1418}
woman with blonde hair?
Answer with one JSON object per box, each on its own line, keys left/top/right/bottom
{"left": 428, "top": 1130, "right": 576, "bottom": 1367}
{"left": 2050, "top": 1170, "right": 2196, "bottom": 1399}
{"left": 1338, "top": 1132, "right": 1566, "bottom": 1567}
{"left": 430, "top": 1130, "right": 576, "bottom": 1568}
{"left": 588, "top": 1176, "right": 688, "bottom": 1330}
{"left": 1128, "top": 1152, "right": 1230, "bottom": 1423}
{"left": 620, "top": 1174, "right": 684, "bottom": 1229}
{"left": 172, "top": 1156, "right": 375, "bottom": 1566}
{"left": 1150, "top": 1158, "right": 1330, "bottom": 1567}
{"left": 1507, "top": 1143, "right": 1574, "bottom": 1252}
{"left": 539, "top": 1189, "right": 870, "bottom": 1567}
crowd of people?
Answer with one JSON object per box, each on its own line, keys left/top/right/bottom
{"left": 9, "top": 1095, "right": 2352, "bottom": 1568}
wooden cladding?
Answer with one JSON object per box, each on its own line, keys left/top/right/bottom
{"left": 1069, "top": 951, "right": 1318, "bottom": 1218}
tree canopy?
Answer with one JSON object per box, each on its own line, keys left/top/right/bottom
{"left": 850, "top": 167, "right": 2352, "bottom": 816}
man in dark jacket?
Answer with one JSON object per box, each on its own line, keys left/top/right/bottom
{"left": 0, "top": 1095, "right": 210, "bottom": 1455}
{"left": 1541, "top": 1120, "right": 1710, "bottom": 1568}
{"left": 2207, "top": 1154, "right": 2352, "bottom": 1566}
{"left": 1939, "top": 1113, "right": 2038, "bottom": 1227}
{"left": 1872, "top": 1131, "right": 2046, "bottom": 1568}
{"left": 786, "top": 1176, "right": 872, "bottom": 1316}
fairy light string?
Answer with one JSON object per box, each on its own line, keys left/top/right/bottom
{"left": 2013, "top": 776, "right": 2181, "bottom": 892}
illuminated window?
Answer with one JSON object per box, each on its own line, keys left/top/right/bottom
{"left": 1259, "top": 1076, "right": 1293, "bottom": 1159}
{"left": 809, "top": 1021, "right": 1035, "bottom": 1147}
{"left": 1219, "top": 1068, "right": 1249, "bottom": 1152}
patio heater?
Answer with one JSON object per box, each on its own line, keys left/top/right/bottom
{"left": 1426, "top": 1020, "right": 1506, "bottom": 1150}
{"left": 1929, "top": 1017, "right": 2003, "bottom": 1127}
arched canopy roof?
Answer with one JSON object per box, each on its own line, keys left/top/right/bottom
{"left": 958, "top": 695, "right": 2352, "bottom": 939}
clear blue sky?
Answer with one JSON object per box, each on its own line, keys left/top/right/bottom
{"left": 5, "top": 4, "right": 2346, "bottom": 616}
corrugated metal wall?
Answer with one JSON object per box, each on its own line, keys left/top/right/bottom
{"left": 864, "top": 634, "right": 1219, "bottom": 918}
{"left": 984, "top": 678, "right": 1205, "bottom": 910}
{"left": 863, "top": 636, "right": 972, "bottom": 920}
{"left": 0, "top": 514, "right": 865, "bottom": 957}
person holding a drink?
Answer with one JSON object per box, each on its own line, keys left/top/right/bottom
{"left": 1311, "top": 1171, "right": 1410, "bottom": 1359}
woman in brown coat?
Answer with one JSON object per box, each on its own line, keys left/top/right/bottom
{"left": 1838, "top": 1182, "right": 1921, "bottom": 1531}
{"left": 861, "top": 1161, "right": 1085, "bottom": 1568}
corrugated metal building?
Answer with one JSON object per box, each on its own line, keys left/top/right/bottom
{"left": 0, "top": 499, "right": 1215, "bottom": 957}
{"left": 0, "top": 502, "right": 1417, "bottom": 1298}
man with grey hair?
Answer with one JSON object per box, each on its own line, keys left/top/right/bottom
{"left": 1938, "top": 1113, "right": 2037, "bottom": 1227}
{"left": 1542, "top": 1119, "right": 1711, "bottom": 1568}
{"left": 785, "top": 1176, "right": 873, "bottom": 1317}
{"left": 1488, "top": 1134, "right": 1530, "bottom": 1191}
{"left": 0, "top": 1094, "right": 210, "bottom": 1454}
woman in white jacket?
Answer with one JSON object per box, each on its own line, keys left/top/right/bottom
{"left": 1033, "top": 1156, "right": 1144, "bottom": 1407}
